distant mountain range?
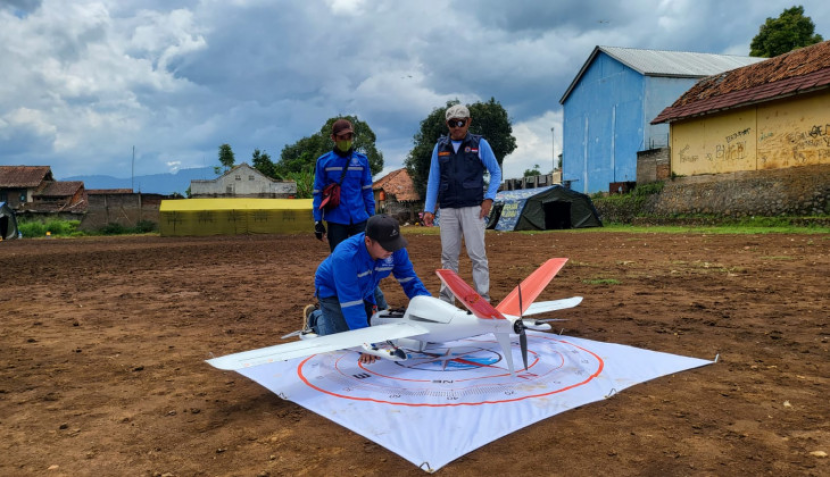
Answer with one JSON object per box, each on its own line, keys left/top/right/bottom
{"left": 63, "top": 167, "right": 217, "bottom": 195}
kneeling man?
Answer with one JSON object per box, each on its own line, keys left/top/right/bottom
{"left": 305, "top": 214, "right": 431, "bottom": 362}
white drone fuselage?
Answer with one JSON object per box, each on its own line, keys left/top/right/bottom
{"left": 206, "top": 259, "right": 579, "bottom": 374}
{"left": 370, "top": 296, "right": 520, "bottom": 347}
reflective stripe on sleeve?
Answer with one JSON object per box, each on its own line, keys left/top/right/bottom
{"left": 340, "top": 299, "right": 363, "bottom": 308}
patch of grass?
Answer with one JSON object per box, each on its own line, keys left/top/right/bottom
{"left": 401, "top": 225, "right": 440, "bottom": 235}
{"left": 18, "top": 219, "right": 81, "bottom": 237}
{"left": 563, "top": 224, "right": 830, "bottom": 235}
{"left": 16, "top": 218, "right": 160, "bottom": 238}
{"left": 760, "top": 256, "right": 796, "bottom": 261}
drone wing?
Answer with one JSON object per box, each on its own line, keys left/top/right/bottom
{"left": 496, "top": 258, "right": 569, "bottom": 316}
{"left": 523, "top": 296, "right": 583, "bottom": 316}
{"left": 206, "top": 322, "right": 430, "bottom": 371}
{"left": 436, "top": 268, "right": 506, "bottom": 320}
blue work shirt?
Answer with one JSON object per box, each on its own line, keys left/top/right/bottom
{"left": 424, "top": 135, "right": 502, "bottom": 214}
{"left": 314, "top": 233, "right": 431, "bottom": 330}
{"left": 312, "top": 150, "right": 375, "bottom": 224}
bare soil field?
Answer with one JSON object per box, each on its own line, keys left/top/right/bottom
{"left": 0, "top": 231, "right": 828, "bottom": 476}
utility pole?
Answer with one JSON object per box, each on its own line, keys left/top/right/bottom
{"left": 131, "top": 146, "right": 135, "bottom": 192}
{"left": 551, "top": 127, "right": 555, "bottom": 173}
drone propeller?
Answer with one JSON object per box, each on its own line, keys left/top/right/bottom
{"left": 515, "top": 283, "right": 528, "bottom": 371}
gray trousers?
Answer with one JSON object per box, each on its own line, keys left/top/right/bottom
{"left": 438, "top": 205, "right": 490, "bottom": 303}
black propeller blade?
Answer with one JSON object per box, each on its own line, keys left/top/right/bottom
{"left": 515, "top": 283, "right": 529, "bottom": 370}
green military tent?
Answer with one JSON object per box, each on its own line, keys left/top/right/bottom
{"left": 159, "top": 198, "right": 314, "bottom": 236}
{"left": 0, "top": 202, "right": 20, "bottom": 241}
{"left": 487, "top": 185, "right": 602, "bottom": 231}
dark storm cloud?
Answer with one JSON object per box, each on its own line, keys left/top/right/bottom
{"left": 0, "top": 0, "right": 42, "bottom": 14}
{"left": 1, "top": 0, "right": 828, "bottom": 179}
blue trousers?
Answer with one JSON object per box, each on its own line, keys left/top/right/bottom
{"left": 308, "top": 294, "right": 376, "bottom": 336}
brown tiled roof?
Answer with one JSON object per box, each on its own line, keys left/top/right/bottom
{"left": 372, "top": 168, "right": 420, "bottom": 202}
{"left": 0, "top": 166, "right": 54, "bottom": 187}
{"left": 87, "top": 189, "right": 134, "bottom": 194}
{"left": 34, "top": 181, "right": 84, "bottom": 198}
{"left": 652, "top": 41, "right": 830, "bottom": 124}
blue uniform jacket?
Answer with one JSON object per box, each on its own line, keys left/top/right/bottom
{"left": 314, "top": 233, "right": 431, "bottom": 330}
{"left": 312, "top": 150, "right": 375, "bottom": 224}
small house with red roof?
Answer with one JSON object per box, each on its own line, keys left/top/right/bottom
{"left": 372, "top": 168, "right": 422, "bottom": 224}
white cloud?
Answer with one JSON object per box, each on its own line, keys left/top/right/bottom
{"left": 1, "top": 0, "right": 828, "bottom": 182}
{"left": 502, "top": 110, "right": 562, "bottom": 179}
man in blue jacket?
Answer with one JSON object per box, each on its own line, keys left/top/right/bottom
{"left": 305, "top": 214, "right": 431, "bottom": 363}
{"left": 312, "top": 118, "right": 375, "bottom": 250}
{"left": 422, "top": 104, "right": 502, "bottom": 303}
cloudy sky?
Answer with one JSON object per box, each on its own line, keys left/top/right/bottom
{"left": 1, "top": 0, "right": 828, "bottom": 181}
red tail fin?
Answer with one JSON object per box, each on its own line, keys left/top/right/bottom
{"left": 435, "top": 269, "right": 506, "bottom": 320}
{"left": 495, "top": 258, "right": 568, "bottom": 316}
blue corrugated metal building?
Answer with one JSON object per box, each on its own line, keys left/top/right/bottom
{"left": 559, "top": 46, "right": 762, "bottom": 194}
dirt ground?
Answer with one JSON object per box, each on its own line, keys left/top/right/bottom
{"left": 1, "top": 230, "right": 828, "bottom": 476}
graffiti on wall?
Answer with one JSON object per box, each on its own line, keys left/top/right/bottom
{"left": 672, "top": 94, "right": 830, "bottom": 175}
{"left": 678, "top": 144, "right": 699, "bottom": 163}
{"left": 725, "top": 127, "right": 751, "bottom": 143}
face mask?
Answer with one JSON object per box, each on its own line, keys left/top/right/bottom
{"left": 336, "top": 140, "right": 352, "bottom": 152}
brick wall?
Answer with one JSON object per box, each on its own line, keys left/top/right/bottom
{"left": 79, "top": 193, "right": 163, "bottom": 231}
{"left": 636, "top": 148, "right": 670, "bottom": 184}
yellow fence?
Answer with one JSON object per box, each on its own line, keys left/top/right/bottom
{"left": 159, "top": 198, "right": 314, "bottom": 236}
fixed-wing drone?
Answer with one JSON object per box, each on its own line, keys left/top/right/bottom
{"left": 207, "top": 258, "right": 581, "bottom": 375}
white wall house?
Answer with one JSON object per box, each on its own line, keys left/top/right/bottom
{"left": 190, "top": 163, "right": 296, "bottom": 198}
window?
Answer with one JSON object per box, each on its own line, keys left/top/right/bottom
{"left": 226, "top": 186, "right": 233, "bottom": 194}
{"left": 235, "top": 175, "right": 241, "bottom": 181}
{"left": 249, "top": 175, "right": 255, "bottom": 181}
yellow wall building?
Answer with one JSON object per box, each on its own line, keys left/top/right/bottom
{"left": 653, "top": 41, "right": 830, "bottom": 177}
{"left": 670, "top": 91, "right": 830, "bottom": 176}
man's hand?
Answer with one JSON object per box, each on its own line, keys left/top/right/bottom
{"left": 423, "top": 212, "right": 435, "bottom": 227}
{"left": 358, "top": 353, "right": 378, "bottom": 364}
{"left": 479, "top": 199, "right": 494, "bottom": 219}
{"left": 314, "top": 221, "right": 327, "bottom": 242}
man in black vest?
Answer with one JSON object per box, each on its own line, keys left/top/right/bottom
{"left": 422, "top": 104, "right": 502, "bottom": 303}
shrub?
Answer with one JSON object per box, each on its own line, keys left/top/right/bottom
{"left": 135, "top": 220, "right": 157, "bottom": 233}
{"left": 99, "top": 223, "right": 127, "bottom": 235}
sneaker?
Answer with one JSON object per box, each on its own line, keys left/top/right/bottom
{"left": 302, "top": 304, "right": 317, "bottom": 333}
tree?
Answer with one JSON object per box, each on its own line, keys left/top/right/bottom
{"left": 750, "top": 6, "right": 823, "bottom": 58}
{"left": 276, "top": 116, "right": 384, "bottom": 178}
{"left": 405, "top": 98, "right": 517, "bottom": 199}
{"left": 251, "top": 148, "right": 277, "bottom": 179}
{"left": 215, "top": 143, "right": 235, "bottom": 175}
{"left": 523, "top": 164, "right": 541, "bottom": 177}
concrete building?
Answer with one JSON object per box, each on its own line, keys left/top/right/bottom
{"left": 190, "top": 163, "right": 297, "bottom": 198}
{"left": 559, "top": 46, "right": 762, "bottom": 194}
{"left": 652, "top": 41, "right": 830, "bottom": 176}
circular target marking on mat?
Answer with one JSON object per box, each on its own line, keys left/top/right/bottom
{"left": 297, "top": 334, "right": 604, "bottom": 406}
